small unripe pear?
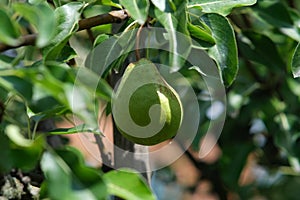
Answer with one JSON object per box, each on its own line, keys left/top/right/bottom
{"left": 112, "top": 59, "right": 183, "bottom": 145}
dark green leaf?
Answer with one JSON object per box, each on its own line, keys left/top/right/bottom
{"left": 120, "top": 0, "right": 149, "bottom": 25}
{"left": 0, "top": 75, "right": 33, "bottom": 101}
{"left": 104, "top": 169, "right": 155, "bottom": 200}
{"left": 0, "top": 54, "right": 14, "bottom": 69}
{"left": 57, "top": 45, "right": 77, "bottom": 62}
{"left": 220, "top": 143, "right": 255, "bottom": 188}
{"left": 30, "top": 94, "right": 63, "bottom": 114}
{"left": 238, "top": 31, "right": 285, "bottom": 70}
{"left": 0, "top": 8, "right": 20, "bottom": 46}
{"left": 189, "top": 0, "right": 257, "bottom": 16}
{"left": 202, "top": 13, "right": 238, "bottom": 86}
{"left": 0, "top": 125, "right": 44, "bottom": 172}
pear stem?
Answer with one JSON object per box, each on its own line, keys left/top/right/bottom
{"left": 135, "top": 24, "right": 144, "bottom": 61}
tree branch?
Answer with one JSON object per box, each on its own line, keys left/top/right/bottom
{"left": 0, "top": 10, "right": 128, "bottom": 52}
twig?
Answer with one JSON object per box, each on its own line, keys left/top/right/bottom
{"left": 0, "top": 10, "right": 128, "bottom": 52}
{"left": 80, "top": 13, "right": 95, "bottom": 44}
{"left": 78, "top": 10, "right": 127, "bottom": 31}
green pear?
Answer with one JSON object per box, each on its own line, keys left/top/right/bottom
{"left": 112, "top": 59, "right": 183, "bottom": 145}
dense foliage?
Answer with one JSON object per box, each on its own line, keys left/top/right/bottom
{"left": 1, "top": 0, "right": 300, "bottom": 199}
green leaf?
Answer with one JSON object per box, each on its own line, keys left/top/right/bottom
{"left": 29, "top": 86, "right": 65, "bottom": 114}
{"left": 27, "top": 67, "right": 69, "bottom": 105}
{"left": 202, "top": 13, "right": 238, "bottom": 86}
{"left": 64, "top": 83, "right": 99, "bottom": 128}
{"left": 0, "top": 8, "right": 20, "bottom": 46}
{"left": 252, "top": 1, "right": 300, "bottom": 42}
{"left": 0, "top": 127, "right": 44, "bottom": 172}
{"left": 154, "top": 8, "right": 191, "bottom": 71}
{"left": 274, "top": 113, "right": 295, "bottom": 156}
{"left": 0, "top": 54, "right": 14, "bottom": 69}
{"left": 150, "top": 0, "right": 167, "bottom": 11}
{"left": 93, "top": 34, "right": 110, "bottom": 47}
{"left": 74, "top": 67, "right": 112, "bottom": 102}
{"left": 43, "top": 2, "right": 84, "bottom": 61}
{"left": 5, "top": 125, "right": 32, "bottom": 147}
{"left": 187, "top": 22, "right": 215, "bottom": 46}
{"left": 151, "top": 0, "right": 185, "bottom": 12}
{"left": 49, "top": 124, "right": 102, "bottom": 135}
{"left": 120, "top": 0, "right": 149, "bottom": 25}
{"left": 13, "top": 3, "right": 56, "bottom": 47}
{"left": 2, "top": 98, "right": 29, "bottom": 129}
{"left": 85, "top": 30, "right": 137, "bottom": 76}
{"left": 154, "top": 9, "right": 177, "bottom": 68}
{"left": 29, "top": 0, "right": 44, "bottom": 4}
{"left": 292, "top": 43, "right": 300, "bottom": 78}
{"left": 99, "top": 0, "right": 122, "bottom": 8}
{"left": 0, "top": 66, "right": 69, "bottom": 106}
{"left": 238, "top": 31, "right": 285, "bottom": 70}
{"left": 0, "top": 75, "right": 33, "bottom": 101}
{"left": 41, "top": 147, "right": 107, "bottom": 200}
{"left": 220, "top": 143, "right": 255, "bottom": 188}
{"left": 104, "top": 169, "right": 155, "bottom": 200}
{"left": 188, "top": 0, "right": 257, "bottom": 16}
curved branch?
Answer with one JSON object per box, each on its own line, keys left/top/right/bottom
{"left": 0, "top": 10, "right": 128, "bottom": 52}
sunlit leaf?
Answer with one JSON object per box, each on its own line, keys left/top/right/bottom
{"left": 13, "top": 3, "right": 56, "bottom": 47}
{"left": 120, "top": 0, "right": 149, "bottom": 25}
{"left": 154, "top": 8, "right": 191, "bottom": 71}
{"left": 188, "top": 0, "right": 257, "bottom": 16}
{"left": 292, "top": 43, "right": 300, "bottom": 78}
{"left": 104, "top": 169, "right": 155, "bottom": 200}
{"left": 43, "top": 2, "right": 84, "bottom": 61}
